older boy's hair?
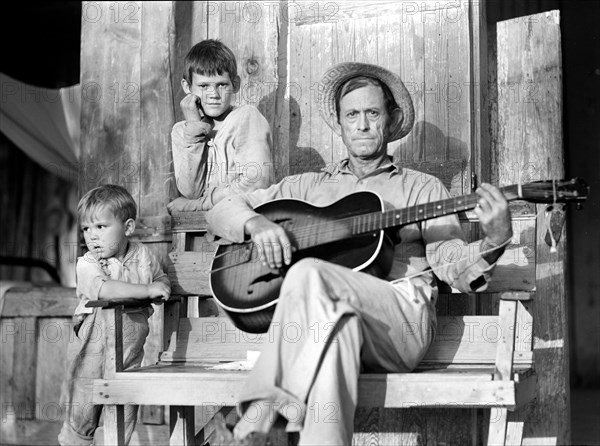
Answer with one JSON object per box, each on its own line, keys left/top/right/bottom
{"left": 77, "top": 184, "right": 137, "bottom": 222}
{"left": 183, "top": 39, "right": 238, "bottom": 83}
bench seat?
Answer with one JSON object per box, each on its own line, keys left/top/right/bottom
{"left": 94, "top": 364, "right": 535, "bottom": 409}
{"left": 90, "top": 211, "right": 539, "bottom": 445}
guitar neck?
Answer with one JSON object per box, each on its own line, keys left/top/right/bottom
{"left": 349, "top": 184, "right": 520, "bottom": 236}
{"left": 292, "top": 185, "right": 522, "bottom": 251}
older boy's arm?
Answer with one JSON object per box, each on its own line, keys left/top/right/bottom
{"left": 171, "top": 120, "right": 213, "bottom": 200}
{"left": 199, "top": 107, "right": 273, "bottom": 209}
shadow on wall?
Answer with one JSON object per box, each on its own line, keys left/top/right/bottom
{"left": 394, "top": 120, "right": 470, "bottom": 194}
{"left": 258, "top": 89, "right": 324, "bottom": 177}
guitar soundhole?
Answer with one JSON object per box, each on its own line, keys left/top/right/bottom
{"left": 250, "top": 271, "right": 283, "bottom": 286}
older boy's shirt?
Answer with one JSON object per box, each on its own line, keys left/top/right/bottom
{"left": 171, "top": 104, "right": 273, "bottom": 208}
{"left": 74, "top": 242, "right": 170, "bottom": 317}
{"left": 207, "top": 158, "right": 499, "bottom": 295}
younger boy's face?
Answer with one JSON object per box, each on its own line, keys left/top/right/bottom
{"left": 80, "top": 206, "right": 134, "bottom": 261}
{"left": 183, "top": 72, "right": 240, "bottom": 119}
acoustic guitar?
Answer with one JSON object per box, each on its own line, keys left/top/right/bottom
{"left": 209, "top": 179, "right": 588, "bottom": 333}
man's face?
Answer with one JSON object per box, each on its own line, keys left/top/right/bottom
{"left": 184, "top": 72, "right": 239, "bottom": 118}
{"left": 336, "top": 85, "right": 392, "bottom": 161}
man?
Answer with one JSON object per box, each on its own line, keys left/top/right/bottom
{"left": 208, "top": 62, "right": 512, "bottom": 445}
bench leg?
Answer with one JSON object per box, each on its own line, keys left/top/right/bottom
{"left": 488, "top": 408, "right": 524, "bottom": 446}
{"left": 103, "top": 404, "right": 126, "bottom": 445}
{"left": 170, "top": 406, "right": 195, "bottom": 445}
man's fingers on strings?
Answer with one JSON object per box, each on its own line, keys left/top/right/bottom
{"left": 482, "top": 183, "right": 508, "bottom": 204}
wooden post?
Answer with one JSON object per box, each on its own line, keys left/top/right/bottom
{"left": 80, "top": 0, "right": 177, "bottom": 428}
{"left": 495, "top": 10, "right": 569, "bottom": 445}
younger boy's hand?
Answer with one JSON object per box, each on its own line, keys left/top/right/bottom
{"left": 180, "top": 93, "right": 204, "bottom": 122}
{"left": 147, "top": 282, "right": 170, "bottom": 302}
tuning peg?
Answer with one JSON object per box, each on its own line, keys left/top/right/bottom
{"left": 576, "top": 203, "right": 585, "bottom": 211}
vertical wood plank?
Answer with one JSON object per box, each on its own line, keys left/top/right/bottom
{"left": 447, "top": 1, "right": 472, "bottom": 195}
{"left": 422, "top": 2, "right": 449, "bottom": 162}
{"left": 496, "top": 10, "right": 569, "bottom": 445}
{"left": 290, "top": 15, "right": 332, "bottom": 173}
{"left": 376, "top": 13, "right": 402, "bottom": 159}
{"left": 0, "top": 319, "right": 16, "bottom": 418}
{"left": 172, "top": 1, "right": 209, "bottom": 124}
{"left": 140, "top": 1, "right": 177, "bottom": 211}
{"left": 469, "top": 0, "right": 491, "bottom": 186}
{"left": 79, "top": 1, "right": 141, "bottom": 197}
{"left": 12, "top": 317, "right": 37, "bottom": 420}
{"left": 170, "top": 406, "right": 195, "bottom": 445}
{"left": 103, "top": 405, "right": 126, "bottom": 446}
{"left": 35, "top": 318, "right": 70, "bottom": 414}
{"left": 396, "top": 6, "right": 424, "bottom": 164}
{"left": 207, "top": 1, "right": 283, "bottom": 180}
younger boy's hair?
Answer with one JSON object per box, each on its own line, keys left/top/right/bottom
{"left": 183, "top": 39, "right": 238, "bottom": 83}
{"left": 77, "top": 184, "right": 137, "bottom": 223}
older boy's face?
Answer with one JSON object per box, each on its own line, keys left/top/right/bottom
{"left": 80, "top": 206, "right": 132, "bottom": 261}
{"left": 186, "top": 72, "right": 238, "bottom": 119}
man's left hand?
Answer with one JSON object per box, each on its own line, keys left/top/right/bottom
{"left": 474, "top": 183, "right": 513, "bottom": 246}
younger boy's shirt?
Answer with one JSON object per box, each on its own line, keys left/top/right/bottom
{"left": 171, "top": 104, "right": 273, "bottom": 209}
{"left": 74, "top": 242, "right": 170, "bottom": 317}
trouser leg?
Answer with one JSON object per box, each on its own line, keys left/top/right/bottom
{"left": 58, "top": 309, "right": 149, "bottom": 445}
{"left": 234, "top": 259, "right": 435, "bottom": 443}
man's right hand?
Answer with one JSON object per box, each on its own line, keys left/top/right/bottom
{"left": 180, "top": 93, "right": 204, "bottom": 122}
{"left": 244, "top": 215, "right": 293, "bottom": 269}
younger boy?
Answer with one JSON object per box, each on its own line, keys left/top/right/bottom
{"left": 167, "top": 39, "right": 274, "bottom": 213}
{"left": 58, "top": 184, "right": 171, "bottom": 446}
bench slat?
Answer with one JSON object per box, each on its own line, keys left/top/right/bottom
{"left": 160, "top": 315, "right": 534, "bottom": 366}
{"left": 168, "top": 252, "right": 214, "bottom": 296}
{"left": 93, "top": 371, "right": 532, "bottom": 409}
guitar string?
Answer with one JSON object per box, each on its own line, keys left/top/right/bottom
{"left": 215, "top": 193, "right": 484, "bottom": 262}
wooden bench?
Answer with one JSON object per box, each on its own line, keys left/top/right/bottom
{"left": 91, "top": 208, "right": 540, "bottom": 445}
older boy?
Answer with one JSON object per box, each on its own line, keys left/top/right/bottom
{"left": 58, "top": 184, "right": 170, "bottom": 445}
{"left": 168, "top": 39, "right": 274, "bottom": 212}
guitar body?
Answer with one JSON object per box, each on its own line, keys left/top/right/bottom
{"left": 210, "top": 191, "right": 394, "bottom": 333}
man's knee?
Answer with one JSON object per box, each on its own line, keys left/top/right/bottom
{"left": 279, "top": 258, "right": 327, "bottom": 299}
{"left": 287, "top": 257, "right": 322, "bottom": 276}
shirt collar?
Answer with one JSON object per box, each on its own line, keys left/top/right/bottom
{"left": 323, "top": 156, "right": 402, "bottom": 177}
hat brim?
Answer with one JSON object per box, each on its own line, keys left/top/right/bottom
{"left": 317, "top": 62, "right": 415, "bottom": 142}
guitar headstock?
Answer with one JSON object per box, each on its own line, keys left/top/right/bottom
{"left": 520, "top": 178, "right": 589, "bottom": 204}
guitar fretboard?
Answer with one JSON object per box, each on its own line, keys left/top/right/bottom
{"left": 349, "top": 185, "right": 520, "bottom": 236}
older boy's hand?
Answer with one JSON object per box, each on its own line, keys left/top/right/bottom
{"left": 180, "top": 93, "right": 204, "bottom": 121}
{"left": 148, "top": 282, "right": 170, "bottom": 301}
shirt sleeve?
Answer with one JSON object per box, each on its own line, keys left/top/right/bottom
{"left": 148, "top": 249, "right": 171, "bottom": 290}
{"left": 206, "top": 173, "right": 316, "bottom": 242}
{"left": 171, "top": 120, "right": 213, "bottom": 199}
{"left": 199, "top": 106, "right": 274, "bottom": 209}
{"left": 74, "top": 254, "right": 109, "bottom": 315}
{"left": 419, "top": 179, "right": 496, "bottom": 293}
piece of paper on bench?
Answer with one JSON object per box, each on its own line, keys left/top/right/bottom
{"left": 207, "top": 350, "right": 261, "bottom": 371}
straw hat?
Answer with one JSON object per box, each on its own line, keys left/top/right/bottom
{"left": 317, "top": 62, "right": 415, "bottom": 141}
